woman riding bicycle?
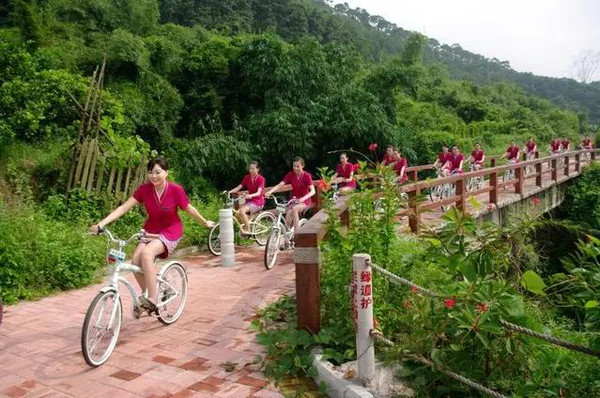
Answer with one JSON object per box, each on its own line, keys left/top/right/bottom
{"left": 265, "top": 157, "right": 316, "bottom": 232}
{"left": 549, "top": 138, "right": 561, "bottom": 155}
{"left": 331, "top": 153, "right": 357, "bottom": 194}
{"left": 523, "top": 138, "right": 537, "bottom": 159}
{"left": 502, "top": 142, "right": 520, "bottom": 164}
{"left": 392, "top": 148, "right": 408, "bottom": 184}
{"left": 90, "top": 158, "right": 214, "bottom": 312}
{"left": 581, "top": 136, "right": 594, "bottom": 150}
{"left": 434, "top": 146, "right": 452, "bottom": 177}
{"left": 228, "top": 161, "right": 265, "bottom": 234}
{"left": 561, "top": 137, "right": 571, "bottom": 152}
{"left": 448, "top": 146, "right": 464, "bottom": 175}
{"left": 469, "top": 144, "right": 485, "bottom": 171}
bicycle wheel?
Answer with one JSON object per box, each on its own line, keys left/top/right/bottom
{"left": 264, "top": 227, "right": 282, "bottom": 270}
{"left": 253, "top": 212, "right": 276, "bottom": 246}
{"left": 208, "top": 223, "right": 221, "bottom": 256}
{"left": 81, "top": 290, "right": 122, "bottom": 367}
{"left": 157, "top": 262, "right": 188, "bottom": 325}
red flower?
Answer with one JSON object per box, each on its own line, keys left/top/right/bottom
{"left": 402, "top": 300, "right": 412, "bottom": 309}
{"left": 353, "top": 163, "right": 361, "bottom": 171}
{"left": 316, "top": 180, "right": 330, "bottom": 192}
{"left": 531, "top": 197, "right": 541, "bottom": 205}
{"left": 410, "top": 286, "right": 419, "bottom": 294}
{"left": 369, "top": 143, "right": 378, "bottom": 152}
{"left": 487, "top": 204, "right": 494, "bottom": 211}
{"left": 444, "top": 299, "right": 456, "bottom": 309}
{"left": 476, "top": 303, "right": 489, "bottom": 313}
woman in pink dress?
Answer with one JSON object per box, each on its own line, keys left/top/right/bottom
{"left": 90, "top": 158, "right": 214, "bottom": 311}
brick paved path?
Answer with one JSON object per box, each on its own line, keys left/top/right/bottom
{"left": 0, "top": 247, "right": 295, "bottom": 398}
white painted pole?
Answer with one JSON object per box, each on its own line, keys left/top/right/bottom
{"left": 353, "top": 253, "right": 375, "bottom": 385}
{"left": 219, "top": 209, "right": 236, "bottom": 267}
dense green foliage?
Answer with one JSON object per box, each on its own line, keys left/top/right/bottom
{"left": 0, "top": 0, "right": 594, "bottom": 191}
{"left": 562, "top": 163, "right": 600, "bottom": 230}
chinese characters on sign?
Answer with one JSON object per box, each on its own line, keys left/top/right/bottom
{"left": 360, "top": 270, "right": 372, "bottom": 309}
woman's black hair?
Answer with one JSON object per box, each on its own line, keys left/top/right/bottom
{"left": 293, "top": 156, "right": 305, "bottom": 166}
{"left": 249, "top": 160, "right": 259, "bottom": 168}
{"left": 147, "top": 157, "right": 169, "bottom": 172}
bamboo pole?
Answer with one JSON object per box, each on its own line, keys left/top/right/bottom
{"left": 95, "top": 152, "right": 107, "bottom": 193}
{"left": 106, "top": 167, "right": 116, "bottom": 194}
{"left": 123, "top": 167, "right": 132, "bottom": 199}
{"left": 80, "top": 138, "right": 96, "bottom": 191}
{"left": 86, "top": 138, "right": 99, "bottom": 193}
{"left": 73, "top": 139, "right": 89, "bottom": 188}
{"left": 114, "top": 168, "right": 124, "bottom": 202}
{"left": 67, "top": 66, "right": 99, "bottom": 192}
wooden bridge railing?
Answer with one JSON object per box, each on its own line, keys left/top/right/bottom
{"left": 292, "top": 148, "right": 598, "bottom": 333}
{"left": 398, "top": 148, "right": 598, "bottom": 233}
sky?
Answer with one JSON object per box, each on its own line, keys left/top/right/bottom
{"left": 338, "top": 0, "right": 600, "bottom": 79}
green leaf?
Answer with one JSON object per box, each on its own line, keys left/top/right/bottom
{"left": 521, "top": 270, "right": 547, "bottom": 295}
{"left": 585, "top": 300, "right": 599, "bottom": 309}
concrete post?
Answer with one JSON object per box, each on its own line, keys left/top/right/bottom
{"left": 353, "top": 254, "right": 375, "bottom": 385}
{"left": 219, "top": 209, "right": 236, "bottom": 267}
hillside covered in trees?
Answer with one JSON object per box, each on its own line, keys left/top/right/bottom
{"left": 151, "top": 0, "right": 600, "bottom": 123}
{"left": 0, "top": 0, "right": 596, "bottom": 196}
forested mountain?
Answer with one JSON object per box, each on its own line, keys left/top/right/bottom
{"left": 0, "top": 0, "right": 595, "bottom": 194}
{"left": 156, "top": 0, "right": 600, "bottom": 123}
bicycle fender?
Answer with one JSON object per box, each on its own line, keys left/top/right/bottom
{"left": 100, "top": 286, "right": 117, "bottom": 294}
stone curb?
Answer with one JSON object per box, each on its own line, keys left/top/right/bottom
{"left": 311, "top": 347, "right": 374, "bottom": 398}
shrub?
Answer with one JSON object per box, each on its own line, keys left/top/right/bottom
{"left": 0, "top": 203, "right": 106, "bottom": 304}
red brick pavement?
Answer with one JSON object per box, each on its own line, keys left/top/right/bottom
{"left": 0, "top": 247, "right": 294, "bottom": 397}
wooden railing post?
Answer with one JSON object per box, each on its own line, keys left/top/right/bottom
{"left": 551, "top": 158, "right": 558, "bottom": 182}
{"left": 535, "top": 151, "right": 542, "bottom": 187}
{"left": 313, "top": 183, "right": 323, "bottom": 212}
{"left": 575, "top": 153, "right": 581, "bottom": 173}
{"left": 294, "top": 230, "right": 321, "bottom": 333}
{"left": 456, "top": 178, "right": 466, "bottom": 211}
{"left": 408, "top": 190, "right": 419, "bottom": 233}
{"left": 564, "top": 154, "right": 570, "bottom": 177}
{"left": 489, "top": 170, "right": 498, "bottom": 205}
{"left": 407, "top": 170, "right": 418, "bottom": 182}
{"left": 515, "top": 165, "right": 524, "bottom": 195}
{"left": 490, "top": 158, "right": 497, "bottom": 168}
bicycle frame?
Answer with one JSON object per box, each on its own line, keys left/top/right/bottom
{"left": 100, "top": 229, "right": 180, "bottom": 326}
{"left": 220, "top": 192, "right": 271, "bottom": 237}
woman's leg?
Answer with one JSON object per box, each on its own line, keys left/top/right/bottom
{"left": 140, "top": 239, "right": 167, "bottom": 304}
{"left": 131, "top": 242, "right": 147, "bottom": 294}
{"left": 288, "top": 204, "right": 308, "bottom": 231}
{"left": 237, "top": 205, "right": 251, "bottom": 232}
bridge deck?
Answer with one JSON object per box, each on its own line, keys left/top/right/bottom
{"left": 0, "top": 248, "right": 293, "bottom": 398}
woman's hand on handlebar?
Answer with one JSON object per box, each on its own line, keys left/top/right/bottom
{"left": 89, "top": 224, "right": 103, "bottom": 235}
{"left": 204, "top": 220, "right": 216, "bottom": 228}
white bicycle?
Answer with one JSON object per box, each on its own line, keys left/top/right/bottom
{"left": 264, "top": 196, "right": 307, "bottom": 270}
{"left": 524, "top": 152, "right": 536, "bottom": 176}
{"left": 503, "top": 159, "right": 518, "bottom": 182}
{"left": 81, "top": 228, "right": 187, "bottom": 367}
{"left": 430, "top": 168, "right": 455, "bottom": 211}
{"left": 466, "top": 163, "right": 484, "bottom": 192}
{"left": 208, "top": 192, "right": 276, "bottom": 256}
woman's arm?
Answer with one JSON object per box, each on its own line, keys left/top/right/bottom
{"left": 299, "top": 185, "right": 316, "bottom": 202}
{"left": 185, "top": 204, "right": 214, "bottom": 228}
{"left": 90, "top": 197, "right": 138, "bottom": 233}
{"left": 228, "top": 184, "right": 243, "bottom": 195}
{"left": 247, "top": 187, "right": 262, "bottom": 199}
{"left": 265, "top": 181, "right": 285, "bottom": 197}
{"left": 347, "top": 170, "right": 354, "bottom": 182}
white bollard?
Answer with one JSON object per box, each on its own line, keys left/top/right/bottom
{"left": 353, "top": 253, "right": 375, "bottom": 385}
{"left": 219, "top": 209, "right": 236, "bottom": 267}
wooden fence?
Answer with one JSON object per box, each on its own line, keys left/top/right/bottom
{"left": 68, "top": 136, "right": 147, "bottom": 201}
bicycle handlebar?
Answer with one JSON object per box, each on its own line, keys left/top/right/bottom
{"left": 98, "top": 227, "right": 145, "bottom": 246}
